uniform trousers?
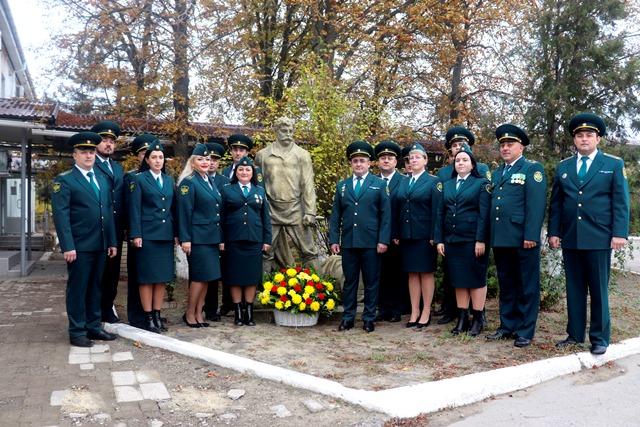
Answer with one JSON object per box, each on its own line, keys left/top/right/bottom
{"left": 101, "top": 236, "right": 123, "bottom": 318}
{"left": 493, "top": 246, "right": 541, "bottom": 340}
{"left": 66, "top": 250, "right": 106, "bottom": 338}
{"left": 377, "top": 244, "right": 408, "bottom": 317}
{"left": 341, "top": 248, "right": 381, "bottom": 323}
{"left": 126, "top": 241, "right": 145, "bottom": 328}
{"left": 562, "top": 249, "right": 611, "bottom": 346}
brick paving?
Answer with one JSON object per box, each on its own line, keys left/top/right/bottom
{"left": 0, "top": 259, "right": 387, "bottom": 426}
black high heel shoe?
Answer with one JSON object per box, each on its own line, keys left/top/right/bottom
{"left": 405, "top": 320, "right": 418, "bottom": 328}
{"left": 198, "top": 321, "right": 210, "bottom": 327}
{"left": 416, "top": 315, "right": 431, "bottom": 329}
{"left": 182, "top": 314, "right": 201, "bottom": 328}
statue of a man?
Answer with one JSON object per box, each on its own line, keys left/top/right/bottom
{"left": 255, "top": 117, "right": 318, "bottom": 269}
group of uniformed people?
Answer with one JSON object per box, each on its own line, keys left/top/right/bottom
{"left": 52, "top": 113, "right": 629, "bottom": 356}
{"left": 328, "top": 113, "right": 630, "bottom": 356}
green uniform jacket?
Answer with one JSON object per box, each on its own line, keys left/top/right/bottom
{"left": 393, "top": 172, "right": 441, "bottom": 241}
{"left": 434, "top": 175, "right": 491, "bottom": 244}
{"left": 177, "top": 173, "right": 224, "bottom": 244}
{"left": 95, "top": 158, "right": 125, "bottom": 234}
{"left": 548, "top": 151, "right": 630, "bottom": 249}
{"left": 220, "top": 183, "right": 272, "bottom": 244}
{"left": 329, "top": 174, "right": 391, "bottom": 248}
{"left": 490, "top": 156, "right": 547, "bottom": 247}
{"left": 128, "top": 171, "right": 177, "bottom": 241}
{"left": 52, "top": 167, "right": 117, "bottom": 252}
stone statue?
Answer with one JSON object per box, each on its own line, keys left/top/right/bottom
{"left": 254, "top": 117, "right": 318, "bottom": 269}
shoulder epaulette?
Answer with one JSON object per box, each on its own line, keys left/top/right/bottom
{"left": 185, "top": 175, "right": 194, "bottom": 180}
{"left": 559, "top": 157, "right": 573, "bottom": 163}
{"left": 58, "top": 170, "right": 72, "bottom": 177}
{"left": 603, "top": 152, "right": 622, "bottom": 160}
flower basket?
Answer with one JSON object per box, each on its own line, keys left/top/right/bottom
{"left": 273, "top": 310, "right": 319, "bottom": 327}
{"left": 260, "top": 265, "right": 339, "bottom": 321}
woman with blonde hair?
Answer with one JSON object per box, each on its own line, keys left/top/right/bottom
{"left": 177, "top": 143, "right": 224, "bottom": 328}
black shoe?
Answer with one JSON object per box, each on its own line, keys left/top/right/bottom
{"left": 182, "top": 314, "right": 201, "bottom": 329}
{"left": 389, "top": 314, "right": 402, "bottom": 323}
{"left": 590, "top": 344, "right": 607, "bottom": 355}
{"left": 152, "top": 310, "right": 168, "bottom": 332}
{"left": 437, "top": 313, "right": 456, "bottom": 325}
{"left": 451, "top": 309, "right": 469, "bottom": 335}
{"left": 486, "top": 329, "right": 514, "bottom": 340}
{"left": 233, "top": 303, "right": 244, "bottom": 326}
{"left": 244, "top": 303, "right": 256, "bottom": 326}
{"left": 405, "top": 320, "right": 418, "bottom": 328}
{"left": 363, "top": 321, "right": 375, "bottom": 333}
{"left": 87, "top": 329, "right": 117, "bottom": 341}
{"left": 198, "top": 322, "right": 210, "bottom": 327}
{"left": 102, "top": 312, "right": 120, "bottom": 324}
{"left": 514, "top": 337, "right": 531, "bottom": 347}
{"left": 205, "top": 312, "right": 221, "bottom": 322}
{"left": 338, "top": 319, "right": 354, "bottom": 331}
{"left": 416, "top": 315, "right": 431, "bottom": 330}
{"left": 556, "top": 336, "right": 580, "bottom": 348}
{"left": 467, "top": 309, "right": 485, "bottom": 337}
{"left": 70, "top": 336, "right": 93, "bottom": 347}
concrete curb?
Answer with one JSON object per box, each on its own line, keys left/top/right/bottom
{"left": 104, "top": 323, "right": 640, "bottom": 418}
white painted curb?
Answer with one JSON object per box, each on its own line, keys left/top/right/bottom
{"left": 104, "top": 323, "right": 640, "bottom": 418}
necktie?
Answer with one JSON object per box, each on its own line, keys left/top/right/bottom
{"left": 456, "top": 179, "right": 464, "bottom": 192}
{"left": 354, "top": 177, "right": 362, "bottom": 196}
{"left": 383, "top": 177, "right": 389, "bottom": 188}
{"left": 409, "top": 177, "right": 415, "bottom": 189}
{"left": 578, "top": 156, "right": 589, "bottom": 180}
{"left": 229, "top": 165, "right": 235, "bottom": 179}
{"left": 156, "top": 176, "right": 162, "bottom": 189}
{"left": 242, "top": 185, "right": 249, "bottom": 197}
{"left": 104, "top": 159, "right": 113, "bottom": 175}
{"left": 502, "top": 164, "right": 512, "bottom": 177}
{"left": 87, "top": 171, "right": 100, "bottom": 198}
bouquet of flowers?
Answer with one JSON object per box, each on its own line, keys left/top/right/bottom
{"left": 260, "top": 266, "right": 339, "bottom": 316}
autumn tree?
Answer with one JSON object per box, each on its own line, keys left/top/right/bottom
{"left": 524, "top": 0, "right": 640, "bottom": 155}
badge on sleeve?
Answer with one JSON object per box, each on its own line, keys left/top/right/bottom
{"left": 485, "top": 183, "right": 492, "bottom": 193}
{"left": 257, "top": 173, "right": 263, "bottom": 183}
{"left": 533, "top": 171, "right": 543, "bottom": 183}
{"left": 486, "top": 170, "right": 491, "bottom": 180}
{"left": 623, "top": 167, "right": 628, "bottom": 179}
{"left": 52, "top": 182, "right": 61, "bottom": 193}
{"left": 129, "top": 182, "right": 136, "bottom": 192}
{"left": 180, "top": 185, "right": 189, "bottom": 195}
{"left": 436, "top": 182, "right": 443, "bottom": 192}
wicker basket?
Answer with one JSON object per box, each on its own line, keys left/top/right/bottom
{"left": 273, "top": 310, "right": 319, "bottom": 327}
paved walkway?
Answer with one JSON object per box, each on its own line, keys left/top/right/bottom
{"left": 0, "top": 259, "right": 387, "bottom": 426}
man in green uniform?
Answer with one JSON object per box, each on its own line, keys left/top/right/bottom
{"left": 329, "top": 141, "right": 391, "bottom": 333}
{"left": 91, "top": 120, "right": 125, "bottom": 323}
{"left": 549, "top": 113, "right": 630, "bottom": 355}
{"left": 203, "top": 137, "right": 232, "bottom": 321}
{"left": 435, "top": 126, "right": 491, "bottom": 324}
{"left": 221, "top": 134, "right": 264, "bottom": 187}
{"left": 52, "top": 132, "right": 118, "bottom": 347}
{"left": 486, "top": 124, "right": 547, "bottom": 348}
{"left": 374, "top": 140, "right": 408, "bottom": 322}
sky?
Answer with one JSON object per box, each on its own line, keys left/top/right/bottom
{"left": 8, "top": 0, "right": 62, "bottom": 98}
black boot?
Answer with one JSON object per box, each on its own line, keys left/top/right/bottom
{"left": 152, "top": 310, "right": 168, "bottom": 332}
{"left": 144, "top": 311, "right": 160, "bottom": 333}
{"left": 244, "top": 302, "right": 256, "bottom": 326}
{"left": 451, "top": 308, "right": 469, "bottom": 335}
{"left": 468, "top": 308, "right": 485, "bottom": 337}
{"left": 234, "top": 303, "right": 244, "bottom": 326}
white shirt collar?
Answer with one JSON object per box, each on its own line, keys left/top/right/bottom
{"left": 74, "top": 164, "right": 94, "bottom": 177}
{"left": 457, "top": 172, "right": 471, "bottom": 181}
{"left": 380, "top": 170, "right": 396, "bottom": 180}
{"left": 410, "top": 170, "right": 425, "bottom": 180}
{"left": 149, "top": 170, "right": 162, "bottom": 179}
{"left": 577, "top": 149, "right": 598, "bottom": 162}
{"left": 353, "top": 172, "right": 368, "bottom": 181}
{"left": 239, "top": 182, "right": 251, "bottom": 191}
{"left": 506, "top": 155, "right": 522, "bottom": 168}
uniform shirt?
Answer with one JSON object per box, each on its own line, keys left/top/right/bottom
{"left": 380, "top": 170, "right": 396, "bottom": 185}
{"left": 576, "top": 150, "right": 597, "bottom": 175}
{"left": 96, "top": 154, "right": 114, "bottom": 175}
{"left": 74, "top": 165, "right": 100, "bottom": 190}
{"left": 149, "top": 170, "right": 163, "bottom": 187}
{"left": 352, "top": 173, "right": 369, "bottom": 190}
